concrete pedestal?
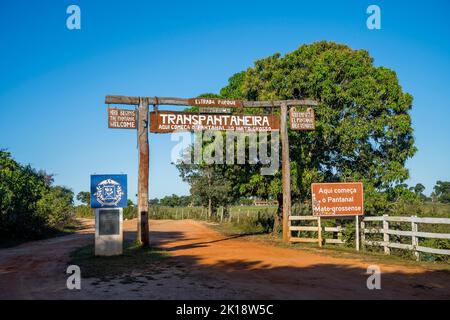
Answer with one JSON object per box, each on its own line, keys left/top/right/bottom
{"left": 95, "top": 208, "right": 123, "bottom": 256}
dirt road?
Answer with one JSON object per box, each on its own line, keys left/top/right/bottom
{"left": 0, "top": 219, "right": 449, "bottom": 299}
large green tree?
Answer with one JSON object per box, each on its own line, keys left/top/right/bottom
{"left": 223, "top": 42, "right": 416, "bottom": 229}
{"left": 178, "top": 42, "right": 417, "bottom": 232}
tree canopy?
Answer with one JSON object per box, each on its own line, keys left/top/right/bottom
{"left": 177, "top": 41, "right": 417, "bottom": 227}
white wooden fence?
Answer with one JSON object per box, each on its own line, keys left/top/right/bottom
{"left": 362, "top": 215, "right": 450, "bottom": 260}
{"left": 289, "top": 216, "right": 347, "bottom": 247}
{"left": 289, "top": 215, "right": 450, "bottom": 260}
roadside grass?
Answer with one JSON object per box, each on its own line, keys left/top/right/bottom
{"left": 208, "top": 222, "right": 450, "bottom": 272}
{"left": 70, "top": 240, "right": 170, "bottom": 282}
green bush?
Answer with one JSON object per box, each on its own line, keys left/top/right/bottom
{"left": 0, "top": 150, "right": 74, "bottom": 243}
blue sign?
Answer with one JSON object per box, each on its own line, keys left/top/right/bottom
{"left": 90, "top": 174, "right": 128, "bottom": 208}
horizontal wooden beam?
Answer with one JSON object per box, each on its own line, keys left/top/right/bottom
{"left": 105, "top": 95, "right": 318, "bottom": 108}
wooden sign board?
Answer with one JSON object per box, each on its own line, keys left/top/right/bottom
{"left": 290, "top": 107, "right": 315, "bottom": 130}
{"left": 199, "top": 107, "right": 232, "bottom": 114}
{"left": 311, "top": 182, "right": 364, "bottom": 217}
{"left": 150, "top": 111, "right": 279, "bottom": 133}
{"left": 108, "top": 107, "right": 136, "bottom": 129}
{"left": 188, "top": 98, "right": 243, "bottom": 108}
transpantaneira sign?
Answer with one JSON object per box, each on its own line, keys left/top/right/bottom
{"left": 108, "top": 107, "right": 136, "bottom": 129}
{"left": 311, "top": 182, "right": 364, "bottom": 217}
{"left": 188, "top": 97, "right": 243, "bottom": 108}
{"left": 149, "top": 111, "right": 280, "bottom": 133}
{"left": 290, "top": 107, "right": 315, "bottom": 131}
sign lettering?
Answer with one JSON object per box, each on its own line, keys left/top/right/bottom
{"left": 108, "top": 107, "right": 136, "bottom": 129}
{"left": 150, "top": 111, "right": 280, "bottom": 133}
{"left": 311, "top": 182, "right": 364, "bottom": 217}
{"left": 188, "top": 98, "right": 243, "bottom": 108}
{"left": 290, "top": 107, "right": 315, "bottom": 131}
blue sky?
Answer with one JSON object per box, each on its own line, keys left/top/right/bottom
{"left": 0, "top": 0, "right": 449, "bottom": 201}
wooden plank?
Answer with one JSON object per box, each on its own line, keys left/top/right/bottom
{"left": 356, "top": 215, "right": 360, "bottom": 251}
{"left": 415, "top": 231, "right": 450, "bottom": 239}
{"left": 362, "top": 216, "right": 384, "bottom": 222}
{"left": 413, "top": 217, "right": 450, "bottom": 224}
{"left": 388, "top": 242, "right": 414, "bottom": 250}
{"left": 137, "top": 98, "right": 150, "bottom": 247}
{"left": 289, "top": 216, "right": 318, "bottom": 221}
{"left": 325, "top": 238, "right": 345, "bottom": 244}
{"left": 289, "top": 237, "right": 319, "bottom": 243}
{"left": 383, "top": 215, "right": 390, "bottom": 255}
{"left": 361, "top": 220, "right": 365, "bottom": 250}
{"left": 365, "top": 228, "right": 450, "bottom": 239}
{"left": 281, "top": 102, "right": 291, "bottom": 243}
{"left": 324, "top": 226, "right": 345, "bottom": 232}
{"left": 411, "top": 217, "right": 420, "bottom": 261}
{"left": 416, "top": 246, "right": 450, "bottom": 256}
{"left": 385, "top": 229, "right": 414, "bottom": 237}
{"left": 318, "top": 217, "right": 322, "bottom": 247}
{"left": 289, "top": 226, "right": 319, "bottom": 232}
{"left": 383, "top": 216, "right": 413, "bottom": 223}
{"left": 105, "top": 95, "right": 318, "bottom": 108}
{"left": 363, "top": 216, "right": 450, "bottom": 224}
{"left": 363, "top": 228, "right": 384, "bottom": 234}
{"left": 364, "top": 240, "right": 388, "bottom": 247}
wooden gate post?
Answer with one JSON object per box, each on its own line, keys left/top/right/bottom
{"left": 137, "top": 97, "right": 150, "bottom": 247}
{"left": 280, "top": 102, "right": 291, "bottom": 243}
{"left": 355, "top": 215, "right": 360, "bottom": 251}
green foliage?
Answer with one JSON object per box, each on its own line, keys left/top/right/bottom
{"left": 37, "top": 186, "right": 74, "bottom": 229}
{"left": 159, "top": 194, "right": 192, "bottom": 207}
{"left": 76, "top": 191, "right": 90, "bottom": 206}
{"left": 432, "top": 181, "right": 450, "bottom": 203}
{"left": 219, "top": 41, "right": 416, "bottom": 213}
{"left": 123, "top": 199, "right": 137, "bottom": 220}
{"left": 74, "top": 205, "right": 93, "bottom": 218}
{"left": 0, "top": 150, "right": 74, "bottom": 242}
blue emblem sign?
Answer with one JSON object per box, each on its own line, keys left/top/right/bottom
{"left": 90, "top": 174, "right": 128, "bottom": 208}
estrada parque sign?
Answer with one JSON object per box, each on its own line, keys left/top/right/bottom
{"left": 187, "top": 97, "right": 243, "bottom": 108}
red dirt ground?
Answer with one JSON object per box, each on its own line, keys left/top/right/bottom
{"left": 0, "top": 218, "right": 449, "bottom": 299}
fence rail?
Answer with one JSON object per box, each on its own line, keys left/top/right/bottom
{"left": 289, "top": 215, "right": 450, "bottom": 260}
{"left": 288, "top": 216, "right": 346, "bottom": 246}
{"left": 362, "top": 214, "right": 450, "bottom": 260}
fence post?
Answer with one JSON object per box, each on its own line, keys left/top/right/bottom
{"left": 220, "top": 207, "right": 224, "bottom": 222}
{"left": 411, "top": 216, "right": 420, "bottom": 261}
{"left": 355, "top": 215, "right": 360, "bottom": 251}
{"left": 336, "top": 220, "right": 343, "bottom": 243}
{"left": 383, "top": 214, "right": 390, "bottom": 255}
{"left": 318, "top": 216, "right": 323, "bottom": 247}
{"left": 361, "top": 219, "right": 365, "bottom": 250}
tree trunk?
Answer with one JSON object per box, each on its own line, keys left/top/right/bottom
{"left": 273, "top": 193, "right": 283, "bottom": 235}
{"left": 208, "top": 197, "right": 212, "bottom": 218}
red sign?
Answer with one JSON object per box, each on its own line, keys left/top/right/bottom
{"left": 290, "top": 107, "right": 315, "bottom": 131}
{"left": 311, "top": 182, "right": 364, "bottom": 217}
{"left": 108, "top": 108, "right": 136, "bottom": 129}
{"left": 150, "top": 111, "right": 280, "bottom": 133}
{"left": 188, "top": 98, "right": 243, "bottom": 108}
